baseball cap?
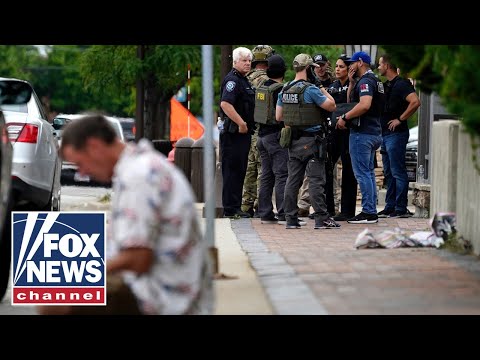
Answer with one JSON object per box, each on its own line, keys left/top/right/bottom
{"left": 267, "top": 54, "right": 287, "bottom": 78}
{"left": 312, "top": 53, "right": 328, "bottom": 64}
{"left": 345, "top": 51, "right": 371, "bottom": 65}
{"left": 338, "top": 54, "right": 351, "bottom": 62}
{"left": 293, "top": 53, "right": 319, "bottom": 69}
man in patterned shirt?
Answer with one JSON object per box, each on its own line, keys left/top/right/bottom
{"left": 37, "top": 114, "right": 213, "bottom": 315}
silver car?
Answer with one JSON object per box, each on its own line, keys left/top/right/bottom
{"left": 56, "top": 114, "right": 125, "bottom": 184}
{"left": 3, "top": 77, "right": 61, "bottom": 211}
{"left": 0, "top": 79, "right": 34, "bottom": 301}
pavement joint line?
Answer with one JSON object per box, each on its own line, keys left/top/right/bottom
{"left": 230, "top": 219, "right": 329, "bottom": 315}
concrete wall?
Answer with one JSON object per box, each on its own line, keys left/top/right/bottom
{"left": 431, "top": 121, "right": 459, "bottom": 214}
{"left": 455, "top": 126, "right": 480, "bottom": 255}
{"left": 431, "top": 120, "right": 480, "bottom": 255}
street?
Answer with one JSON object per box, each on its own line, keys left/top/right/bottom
{"left": 0, "top": 184, "right": 112, "bottom": 315}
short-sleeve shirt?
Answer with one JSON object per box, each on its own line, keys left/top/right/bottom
{"left": 220, "top": 68, "right": 256, "bottom": 134}
{"left": 350, "top": 71, "right": 382, "bottom": 135}
{"left": 108, "top": 139, "right": 213, "bottom": 315}
{"left": 382, "top": 76, "right": 416, "bottom": 135}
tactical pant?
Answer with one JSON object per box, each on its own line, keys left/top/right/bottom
{"left": 284, "top": 136, "right": 329, "bottom": 224}
{"left": 256, "top": 131, "right": 288, "bottom": 219}
{"left": 241, "top": 128, "right": 261, "bottom": 213}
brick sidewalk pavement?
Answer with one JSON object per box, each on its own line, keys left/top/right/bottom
{"left": 231, "top": 217, "right": 480, "bottom": 315}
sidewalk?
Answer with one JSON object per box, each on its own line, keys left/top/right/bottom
{"left": 220, "top": 207, "right": 480, "bottom": 315}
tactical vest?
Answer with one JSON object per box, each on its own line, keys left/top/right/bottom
{"left": 281, "top": 81, "right": 327, "bottom": 127}
{"left": 247, "top": 69, "right": 268, "bottom": 89}
{"left": 254, "top": 82, "right": 283, "bottom": 125}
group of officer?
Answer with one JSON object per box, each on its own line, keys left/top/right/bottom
{"left": 219, "top": 45, "right": 410, "bottom": 228}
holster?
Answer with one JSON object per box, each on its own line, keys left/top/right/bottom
{"left": 279, "top": 127, "right": 292, "bottom": 148}
{"left": 223, "top": 117, "right": 238, "bottom": 134}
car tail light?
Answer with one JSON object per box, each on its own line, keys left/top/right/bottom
{"left": 6, "top": 123, "right": 38, "bottom": 143}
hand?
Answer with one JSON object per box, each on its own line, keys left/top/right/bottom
{"left": 348, "top": 67, "right": 356, "bottom": 82}
{"left": 387, "top": 119, "right": 401, "bottom": 131}
{"left": 238, "top": 121, "right": 248, "bottom": 134}
{"left": 336, "top": 117, "right": 347, "bottom": 130}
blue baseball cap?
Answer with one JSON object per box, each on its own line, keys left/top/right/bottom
{"left": 345, "top": 51, "right": 371, "bottom": 65}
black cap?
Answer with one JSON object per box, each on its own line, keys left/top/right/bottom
{"left": 338, "top": 54, "right": 351, "bottom": 63}
{"left": 267, "top": 54, "right": 287, "bottom": 78}
{"left": 312, "top": 53, "right": 328, "bottom": 64}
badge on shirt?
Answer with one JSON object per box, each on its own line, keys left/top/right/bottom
{"left": 226, "top": 81, "right": 236, "bottom": 92}
{"left": 360, "top": 84, "right": 369, "bottom": 93}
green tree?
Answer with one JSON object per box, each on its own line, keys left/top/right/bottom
{"left": 380, "top": 45, "right": 480, "bottom": 138}
{"left": 80, "top": 45, "right": 201, "bottom": 140}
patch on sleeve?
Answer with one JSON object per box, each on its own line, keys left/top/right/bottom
{"left": 360, "top": 84, "right": 369, "bottom": 93}
{"left": 226, "top": 81, "right": 236, "bottom": 92}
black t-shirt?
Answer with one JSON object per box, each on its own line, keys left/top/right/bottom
{"left": 258, "top": 79, "right": 284, "bottom": 137}
{"left": 220, "top": 68, "right": 256, "bottom": 134}
{"left": 382, "top": 76, "right": 416, "bottom": 135}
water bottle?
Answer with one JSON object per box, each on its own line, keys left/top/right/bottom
{"left": 217, "top": 117, "right": 224, "bottom": 132}
{"left": 417, "top": 165, "right": 425, "bottom": 183}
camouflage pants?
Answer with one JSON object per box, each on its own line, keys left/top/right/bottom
{"left": 241, "top": 128, "right": 261, "bottom": 213}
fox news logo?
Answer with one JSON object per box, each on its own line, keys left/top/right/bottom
{"left": 12, "top": 212, "right": 106, "bottom": 306}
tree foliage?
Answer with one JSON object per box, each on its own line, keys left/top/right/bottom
{"left": 381, "top": 45, "right": 480, "bottom": 138}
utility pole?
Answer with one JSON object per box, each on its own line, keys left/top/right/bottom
{"left": 213, "top": 45, "right": 233, "bottom": 218}
{"left": 135, "top": 45, "right": 145, "bottom": 141}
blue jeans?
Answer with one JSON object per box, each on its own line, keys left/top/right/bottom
{"left": 349, "top": 132, "right": 382, "bottom": 214}
{"left": 381, "top": 131, "right": 410, "bottom": 213}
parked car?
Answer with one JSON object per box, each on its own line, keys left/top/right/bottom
{"left": 55, "top": 114, "right": 125, "bottom": 184}
{"left": 0, "top": 78, "right": 34, "bottom": 301}
{"left": 118, "top": 117, "right": 136, "bottom": 142}
{"left": 406, "top": 126, "right": 418, "bottom": 182}
{"left": 3, "top": 78, "right": 61, "bottom": 211}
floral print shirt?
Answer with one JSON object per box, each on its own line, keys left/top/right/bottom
{"left": 108, "top": 139, "right": 213, "bottom": 315}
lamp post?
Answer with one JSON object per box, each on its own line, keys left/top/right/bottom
{"left": 344, "top": 45, "right": 378, "bottom": 68}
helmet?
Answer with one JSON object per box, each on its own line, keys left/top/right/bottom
{"left": 252, "top": 45, "right": 275, "bottom": 66}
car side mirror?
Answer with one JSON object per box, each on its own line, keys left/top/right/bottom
{"left": 0, "top": 80, "right": 32, "bottom": 105}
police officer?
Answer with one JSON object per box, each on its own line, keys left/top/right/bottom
{"left": 241, "top": 45, "right": 275, "bottom": 217}
{"left": 336, "top": 51, "right": 384, "bottom": 224}
{"left": 220, "top": 47, "right": 256, "bottom": 218}
{"left": 276, "top": 54, "right": 340, "bottom": 230}
{"left": 298, "top": 53, "right": 336, "bottom": 218}
{"left": 377, "top": 54, "right": 420, "bottom": 218}
{"left": 254, "top": 54, "right": 289, "bottom": 225}
{"left": 326, "top": 54, "right": 358, "bottom": 222}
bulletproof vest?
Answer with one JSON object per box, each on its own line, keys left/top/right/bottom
{"left": 351, "top": 72, "right": 385, "bottom": 118}
{"left": 247, "top": 69, "right": 269, "bottom": 89}
{"left": 254, "top": 82, "right": 283, "bottom": 125}
{"left": 281, "top": 81, "right": 327, "bottom": 127}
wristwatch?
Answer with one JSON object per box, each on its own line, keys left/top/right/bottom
{"left": 341, "top": 113, "right": 347, "bottom": 121}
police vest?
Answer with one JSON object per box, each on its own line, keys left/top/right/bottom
{"left": 281, "top": 81, "right": 327, "bottom": 127}
{"left": 254, "top": 82, "right": 283, "bottom": 125}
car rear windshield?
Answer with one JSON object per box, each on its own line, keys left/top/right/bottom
{"left": 0, "top": 103, "right": 28, "bottom": 113}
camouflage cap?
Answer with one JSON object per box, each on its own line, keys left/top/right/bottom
{"left": 293, "top": 53, "right": 319, "bottom": 69}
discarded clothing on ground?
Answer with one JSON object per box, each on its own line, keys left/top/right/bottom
{"left": 355, "top": 212, "right": 456, "bottom": 250}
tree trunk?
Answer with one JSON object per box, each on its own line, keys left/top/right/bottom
{"left": 144, "top": 73, "right": 161, "bottom": 140}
